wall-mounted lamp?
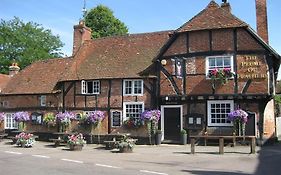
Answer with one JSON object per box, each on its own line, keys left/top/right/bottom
{"left": 165, "top": 96, "right": 169, "bottom": 101}
{"left": 161, "top": 59, "right": 167, "bottom": 66}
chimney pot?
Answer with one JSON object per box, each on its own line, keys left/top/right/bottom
{"left": 9, "top": 62, "right": 20, "bottom": 77}
{"left": 221, "top": 1, "right": 231, "bottom": 13}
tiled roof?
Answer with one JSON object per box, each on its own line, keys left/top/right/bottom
{"left": 2, "top": 58, "right": 72, "bottom": 94}
{"left": 63, "top": 31, "right": 171, "bottom": 81}
{"left": 0, "top": 74, "right": 10, "bottom": 92}
{"left": 176, "top": 1, "right": 248, "bottom": 32}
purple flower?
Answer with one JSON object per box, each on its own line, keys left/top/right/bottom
{"left": 228, "top": 109, "right": 248, "bottom": 123}
{"left": 0, "top": 112, "right": 5, "bottom": 122}
{"left": 85, "top": 111, "right": 105, "bottom": 125}
{"left": 13, "top": 112, "right": 30, "bottom": 122}
{"left": 141, "top": 110, "right": 161, "bottom": 123}
{"left": 56, "top": 111, "right": 75, "bottom": 125}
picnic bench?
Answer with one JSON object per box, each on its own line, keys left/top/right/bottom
{"left": 50, "top": 132, "right": 71, "bottom": 147}
{"left": 0, "top": 133, "right": 8, "bottom": 141}
{"left": 190, "top": 135, "right": 256, "bottom": 154}
{"left": 103, "top": 133, "right": 132, "bottom": 149}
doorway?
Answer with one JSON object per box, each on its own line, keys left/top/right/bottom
{"left": 161, "top": 105, "right": 182, "bottom": 141}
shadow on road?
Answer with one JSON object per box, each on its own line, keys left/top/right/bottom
{"left": 182, "top": 170, "right": 250, "bottom": 175}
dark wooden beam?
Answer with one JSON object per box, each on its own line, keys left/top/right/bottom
{"left": 73, "top": 82, "right": 76, "bottom": 107}
{"left": 186, "top": 32, "right": 189, "bottom": 53}
{"left": 62, "top": 82, "right": 65, "bottom": 112}
{"left": 183, "top": 59, "right": 187, "bottom": 95}
{"left": 63, "top": 82, "right": 75, "bottom": 98}
{"left": 162, "top": 50, "right": 267, "bottom": 59}
{"left": 144, "top": 82, "right": 153, "bottom": 94}
{"left": 107, "top": 80, "right": 112, "bottom": 133}
{"left": 242, "top": 79, "right": 252, "bottom": 94}
{"left": 160, "top": 66, "right": 181, "bottom": 95}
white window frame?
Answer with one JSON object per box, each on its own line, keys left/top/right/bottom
{"left": 123, "top": 102, "right": 144, "bottom": 121}
{"left": 207, "top": 100, "right": 234, "bottom": 126}
{"left": 4, "top": 113, "right": 18, "bottom": 129}
{"left": 205, "top": 55, "right": 234, "bottom": 78}
{"left": 81, "top": 80, "right": 100, "bottom": 94}
{"left": 111, "top": 110, "right": 122, "bottom": 127}
{"left": 123, "top": 79, "right": 143, "bottom": 96}
{"left": 40, "top": 95, "right": 46, "bottom": 107}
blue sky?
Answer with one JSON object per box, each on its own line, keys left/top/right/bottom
{"left": 1, "top": 0, "right": 281, "bottom": 77}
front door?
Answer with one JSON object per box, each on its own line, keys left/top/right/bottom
{"left": 161, "top": 106, "right": 182, "bottom": 140}
{"left": 245, "top": 112, "right": 256, "bottom": 136}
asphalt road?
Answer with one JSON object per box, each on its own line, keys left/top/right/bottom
{"left": 0, "top": 140, "right": 281, "bottom": 175}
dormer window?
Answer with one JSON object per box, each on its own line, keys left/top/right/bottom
{"left": 205, "top": 56, "right": 234, "bottom": 78}
{"left": 81, "top": 80, "right": 100, "bottom": 94}
{"left": 123, "top": 79, "right": 143, "bottom": 96}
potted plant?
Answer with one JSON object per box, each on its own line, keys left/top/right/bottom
{"left": 228, "top": 108, "right": 248, "bottom": 139}
{"left": 180, "top": 129, "right": 187, "bottom": 145}
{"left": 15, "top": 132, "right": 35, "bottom": 148}
{"left": 209, "top": 68, "right": 234, "bottom": 90}
{"left": 155, "top": 130, "right": 162, "bottom": 145}
{"left": 117, "top": 136, "right": 136, "bottom": 153}
{"left": 67, "top": 133, "right": 86, "bottom": 151}
{"left": 141, "top": 109, "right": 161, "bottom": 145}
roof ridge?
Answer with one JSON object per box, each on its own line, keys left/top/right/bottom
{"left": 176, "top": 0, "right": 248, "bottom": 33}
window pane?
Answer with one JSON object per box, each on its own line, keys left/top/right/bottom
{"left": 223, "top": 58, "right": 231, "bottom": 67}
{"left": 134, "top": 80, "right": 142, "bottom": 94}
{"left": 209, "top": 58, "right": 216, "bottom": 67}
{"left": 216, "top": 57, "right": 223, "bottom": 67}
{"left": 87, "top": 82, "right": 93, "bottom": 94}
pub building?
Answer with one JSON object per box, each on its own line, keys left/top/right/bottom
{"left": 0, "top": 0, "right": 280, "bottom": 144}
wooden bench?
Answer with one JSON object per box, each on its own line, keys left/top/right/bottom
{"left": 190, "top": 135, "right": 256, "bottom": 154}
{"left": 0, "top": 133, "right": 8, "bottom": 141}
{"left": 49, "top": 138, "right": 66, "bottom": 147}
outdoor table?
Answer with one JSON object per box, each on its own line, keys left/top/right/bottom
{"left": 190, "top": 135, "right": 256, "bottom": 154}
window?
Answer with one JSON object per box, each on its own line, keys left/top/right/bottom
{"left": 4, "top": 113, "right": 18, "bottom": 129}
{"left": 206, "top": 56, "right": 233, "bottom": 77}
{"left": 0, "top": 101, "right": 8, "bottom": 107}
{"left": 207, "top": 100, "right": 234, "bottom": 126}
{"left": 111, "top": 111, "right": 122, "bottom": 127}
{"left": 40, "top": 95, "right": 46, "bottom": 106}
{"left": 81, "top": 80, "right": 100, "bottom": 94}
{"left": 123, "top": 80, "right": 143, "bottom": 96}
{"left": 31, "top": 112, "right": 43, "bottom": 125}
{"left": 123, "top": 102, "right": 144, "bottom": 121}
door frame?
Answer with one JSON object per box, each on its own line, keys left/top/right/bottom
{"left": 161, "top": 105, "right": 183, "bottom": 140}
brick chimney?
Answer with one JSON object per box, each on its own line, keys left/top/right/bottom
{"left": 255, "top": 0, "right": 269, "bottom": 43}
{"left": 221, "top": 0, "right": 231, "bottom": 13}
{"left": 9, "top": 62, "right": 20, "bottom": 77}
{"left": 72, "top": 20, "right": 92, "bottom": 55}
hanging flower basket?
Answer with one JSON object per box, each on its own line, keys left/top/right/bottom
{"left": 209, "top": 68, "right": 234, "bottom": 90}
{"left": 141, "top": 110, "right": 161, "bottom": 145}
{"left": 56, "top": 111, "right": 75, "bottom": 132}
{"left": 13, "top": 112, "right": 30, "bottom": 131}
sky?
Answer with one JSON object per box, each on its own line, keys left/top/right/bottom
{"left": 1, "top": 0, "right": 281, "bottom": 77}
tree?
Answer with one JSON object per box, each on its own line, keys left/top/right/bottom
{"left": 85, "top": 5, "right": 128, "bottom": 39}
{"left": 0, "top": 17, "right": 64, "bottom": 74}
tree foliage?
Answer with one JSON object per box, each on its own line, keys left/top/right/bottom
{"left": 0, "top": 17, "right": 64, "bottom": 74}
{"left": 85, "top": 5, "right": 128, "bottom": 39}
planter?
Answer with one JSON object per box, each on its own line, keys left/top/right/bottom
{"left": 69, "top": 144, "right": 83, "bottom": 151}
{"left": 181, "top": 134, "right": 187, "bottom": 145}
{"left": 119, "top": 146, "right": 133, "bottom": 153}
{"left": 155, "top": 133, "right": 162, "bottom": 145}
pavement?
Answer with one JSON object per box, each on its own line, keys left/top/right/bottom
{"left": 0, "top": 139, "right": 281, "bottom": 175}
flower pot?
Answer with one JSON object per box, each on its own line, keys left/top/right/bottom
{"left": 119, "top": 146, "right": 133, "bottom": 153}
{"left": 181, "top": 134, "right": 187, "bottom": 145}
{"left": 69, "top": 144, "right": 83, "bottom": 151}
{"left": 155, "top": 133, "right": 162, "bottom": 145}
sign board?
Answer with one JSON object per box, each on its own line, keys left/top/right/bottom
{"left": 111, "top": 111, "right": 122, "bottom": 127}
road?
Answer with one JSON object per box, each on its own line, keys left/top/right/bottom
{"left": 1, "top": 140, "right": 281, "bottom": 175}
